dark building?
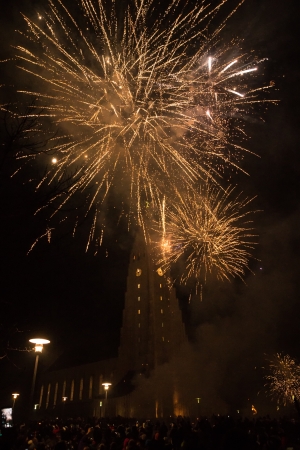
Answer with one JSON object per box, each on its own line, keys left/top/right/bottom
{"left": 37, "top": 229, "right": 188, "bottom": 418}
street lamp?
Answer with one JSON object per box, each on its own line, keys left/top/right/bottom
{"left": 29, "top": 338, "right": 50, "bottom": 411}
{"left": 11, "top": 393, "right": 20, "bottom": 425}
{"left": 102, "top": 382, "right": 112, "bottom": 400}
{"left": 196, "top": 397, "right": 201, "bottom": 419}
{"left": 102, "top": 382, "right": 111, "bottom": 416}
{"left": 12, "top": 393, "right": 19, "bottom": 408}
{"left": 62, "top": 396, "right": 67, "bottom": 418}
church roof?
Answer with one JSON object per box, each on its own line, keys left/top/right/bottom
{"left": 47, "top": 344, "right": 118, "bottom": 372}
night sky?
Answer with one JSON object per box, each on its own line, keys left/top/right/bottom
{"left": 0, "top": 0, "right": 300, "bottom": 414}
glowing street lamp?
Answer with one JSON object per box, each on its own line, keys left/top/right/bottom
{"left": 29, "top": 338, "right": 50, "bottom": 353}
{"left": 102, "top": 382, "right": 111, "bottom": 416}
{"left": 62, "top": 396, "right": 67, "bottom": 417}
{"left": 12, "top": 393, "right": 19, "bottom": 408}
{"left": 102, "top": 382, "right": 112, "bottom": 400}
{"left": 29, "top": 338, "right": 50, "bottom": 411}
{"left": 196, "top": 397, "right": 201, "bottom": 419}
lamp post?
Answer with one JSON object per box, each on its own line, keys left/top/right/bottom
{"left": 29, "top": 338, "right": 50, "bottom": 412}
{"left": 11, "top": 393, "right": 20, "bottom": 425}
{"left": 196, "top": 397, "right": 201, "bottom": 419}
{"left": 102, "top": 382, "right": 111, "bottom": 416}
{"left": 102, "top": 383, "right": 111, "bottom": 400}
{"left": 62, "top": 396, "right": 67, "bottom": 418}
{"left": 12, "top": 393, "right": 19, "bottom": 409}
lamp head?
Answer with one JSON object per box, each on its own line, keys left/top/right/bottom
{"left": 12, "top": 393, "right": 19, "bottom": 399}
{"left": 29, "top": 338, "right": 50, "bottom": 353}
{"left": 102, "top": 382, "right": 112, "bottom": 390}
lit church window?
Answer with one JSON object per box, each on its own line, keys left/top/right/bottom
{"left": 161, "top": 309, "right": 163, "bottom": 314}
{"left": 160, "top": 284, "right": 162, "bottom": 288}
{"left": 53, "top": 382, "right": 58, "bottom": 406}
{"left": 160, "top": 296, "right": 162, "bottom": 300}
{"left": 162, "top": 337, "right": 165, "bottom": 341}
{"left": 39, "top": 385, "right": 44, "bottom": 409}
{"left": 138, "top": 323, "right": 141, "bottom": 328}
{"left": 89, "top": 376, "right": 93, "bottom": 399}
{"left": 99, "top": 375, "right": 103, "bottom": 394}
{"left": 162, "top": 323, "right": 164, "bottom": 327}
{"left": 79, "top": 378, "right": 83, "bottom": 400}
{"left": 138, "top": 296, "right": 140, "bottom": 301}
{"left": 138, "top": 309, "right": 141, "bottom": 314}
{"left": 137, "top": 284, "right": 140, "bottom": 288}
{"left": 70, "top": 380, "right": 74, "bottom": 401}
{"left": 46, "top": 383, "right": 51, "bottom": 409}
{"left": 62, "top": 380, "right": 66, "bottom": 398}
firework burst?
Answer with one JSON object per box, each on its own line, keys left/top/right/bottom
{"left": 12, "top": 0, "right": 273, "bottom": 251}
{"left": 152, "top": 184, "right": 257, "bottom": 283}
{"left": 265, "top": 354, "right": 300, "bottom": 406}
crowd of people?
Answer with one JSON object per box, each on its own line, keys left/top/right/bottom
{"left": 1, "top": 415, "right": 300, "bottom": 450}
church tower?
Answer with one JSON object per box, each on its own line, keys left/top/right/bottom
{"left": 118, "top": 228, "right": 186, "bottom": 375}
{"left": 36, "top": 228, "right": 189, "bottom": 419}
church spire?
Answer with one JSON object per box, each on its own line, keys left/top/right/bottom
{"left": 118, "top": 228, "right": 186, "bottom": 374}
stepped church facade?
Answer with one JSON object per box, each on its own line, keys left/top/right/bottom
{"left": 37, "top": 230, "right": 189, "bottom": 418}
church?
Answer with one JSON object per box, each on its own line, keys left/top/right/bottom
{"left": 36, "top": 230, "right": 189, "bottom": 419}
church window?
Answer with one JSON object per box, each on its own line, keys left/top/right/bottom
{"left": 62, "top": 380, "right": 66, "bottom": 398}
{"left": 137, "top": 284, "right": 140, "bottom": 288}
{"left": 160, "top": 296, "right": 162, "bottom": 300}
{"left": 99, "top": 375, "right": 103, "bottom": 394}
{"left": 39, "top": 385, "right": 44, "bottom": 408}
{"left": 79, "top": 378, "right": 83, "bottom": 400}
{"left": 70, "top": 380, "right": 74, "bottom": 401}
{"left": 162, "top": 323, "right": 164, "bottom": 327}
{"left": 138, "top": 296, "right": 140, "bottom": 301}
{"left": 161, "top": 309, "right": 163, "bottom": 314}
{"left": 46, "top": 383, "right": 51, "bottom": 409}
{"left": 89, "top": 376, "right": 93, "bottom": 399}
{"left": 138, "top": 323, "right": 141, "bottom": 328}
{"left": 53, "top": 382, "right": 58, "bottom": 406}
{"left": 160, "top": 284, "right": 162, "bottom": 288}
{"left": 162, "top": 337, "right": 165, "bottom": 341}
{"left": 138, "top": 309, "right": 141, "bottom": 314}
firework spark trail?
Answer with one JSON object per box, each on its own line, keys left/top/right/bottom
{"left": 153, "top": 184, "right": 257, "bottom": 283}
{"left": 265, "top": 354, "right": 300, "bottom": 406}
{"left": 12, "top": 0, "right": 274, "bottom": 249}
